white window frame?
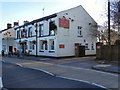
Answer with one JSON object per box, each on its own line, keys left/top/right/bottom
{"left": 17, "top": 30, "right": 20, "bottom": 39}
{"left": 40, "top": 40, "right": 44, "bottom": 51}
{"left": 49, "top": 20, "right": 55, "bottom": 36}
{"left": 28, "top": 27, "right": 32, "bottom": 37}
{"left": 39, "top": 24, "right": 44, "bottom": 36}
{"left": 91, "top": 42, "right": 94, "bottom": 50}
{"left": 78, "top": 26, "right": 82, "bottom": 37}
{"left": 49, "top": 39, "right": 55, "bottom": 51}
{"left": 85, "top": 44, "right": 89, "bottom": 50}
{"left": 29, "top": 41, "right": 33, "bottom": 50}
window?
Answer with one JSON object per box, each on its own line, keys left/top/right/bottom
{"left": 91, "top": 43, "right": 94, "bottom": 50}
{"left": 32, "top": 44, "right": 35, "bottom": 50}
{"left": 28, "top": 27, "right": 32, "bottom": 37}
{"left": 49, "top": 21, "right": 56, "bottom": 36}
{"left": 85, "top": 44, "right": 89, "bottom": 50}
{"left": 78, "top": 26, "right": 82, "bottom": 36}
{"left": 17, "top": 30, "right": 20, "bottom": 39}
{"left": 40, "top": 41, "right": 44, "bottom": 51}
{"left": 40, "top": 40, "right": 47, "bottom": 51}
{"left": 21, "top": 29, "right": 27, "bottom": 38}
{"left": 50, "top": 40, "right": 55, "bottom": 51}
{"left": 39, "top": 24, "right": 44, "bottom": 36}
{"left": 2, "top": 45, "right": 6, "bottom": 52}
{"left": 29, "top": 41, "right": 33, "bottom": 50}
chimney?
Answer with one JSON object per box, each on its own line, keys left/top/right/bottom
{"left": 7, "top": 23, "right": 12, "bottom": 29}
{"left": 14, "top": 22, "right": 19, "bottom": 26}
{"left": 24, "top": 21, "right": 29, "bottom": 25}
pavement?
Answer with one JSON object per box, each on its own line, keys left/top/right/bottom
{"left": 2, "top": 55, "right": 120, "bottom": 89}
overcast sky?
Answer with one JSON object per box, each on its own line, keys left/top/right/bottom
{"left": 0, "top": 0, "right": 108, "bottom": 30}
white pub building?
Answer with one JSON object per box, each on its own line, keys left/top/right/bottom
{"left": 15, "top": 5, "right": 97, "bottom": 57}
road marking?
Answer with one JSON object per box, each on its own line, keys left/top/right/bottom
{"left": 23, "top": 65, "right": 108, "bottom": 89}
{"left": 56, "top": 65, "right": 118, "bottom": 77}
{"left": 0, "top": 77, "right": 3, "bottom": 88}
{"left": 16, "top": 63, "right": 23, "bottom": 67}
{"left": 56, "top": 76, "right": 108, "bottom": 89}
{"left": 25, "top": 67, "right": 54, "bottom": 76}
{"left": 21, "top": 62, "right": 54, "bottom": 66}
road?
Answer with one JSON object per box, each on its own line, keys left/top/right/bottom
{"left": 2, "top": 62, "right": 105, "bottom": 89}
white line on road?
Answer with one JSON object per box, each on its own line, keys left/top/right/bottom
{"left": 25, "top": 67, "right": 54, "bottom": 76}
{"left": 56, "top": 76, "right": 108, "bottom": 89}
{"left": 23, "top": 65, "right": 108, "bottom": 89}
{"left": 16, "top": 63, "right": 23, "bottom": 67}
{"left": 56, "top": 65, "right": 118, "bottom": 77}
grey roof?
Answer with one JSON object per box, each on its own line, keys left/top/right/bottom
{"left": 15, "top": 13, "right": 57, "bottom": 30}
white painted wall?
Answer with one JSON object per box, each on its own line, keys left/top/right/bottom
{"left": 2, "top": 28, "right": 16, "bottom": 54}
{"left": 56, "top": 5, "right": 97, "bottom": 57}
{"left": 15, "top": 5, "right": 97, "bottom": 57}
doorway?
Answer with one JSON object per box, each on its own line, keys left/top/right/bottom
{"left": 9, "top": 46, "right": 13, "bottom": 52}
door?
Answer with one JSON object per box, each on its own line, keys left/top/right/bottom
{"left": 9, "top": 46, "right": 13, "bottom": 52}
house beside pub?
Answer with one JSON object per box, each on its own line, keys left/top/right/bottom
{"left": 2, "top": 23, "right": 18, "bottom": 55}
{"left": 14, "top": 5, "right": 97, "bottom": 57}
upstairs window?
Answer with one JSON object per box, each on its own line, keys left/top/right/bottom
{"left": 17, "top": 30, "right": 20, "bottom": 39}
{"left": 49, "top": 21, "right": 57, "bottom": 36}
{"left": 21, "top": 29, "right": 27, "bottom": 38}
{"left": 91, "top": 42, "right": 94, "bottom": 50}
{"left": 78, "top": 26, "right": 82, "bottom": 37}
{"left": 39, "top": 24, "right": 44, "bottom": 36}
{"left": 28, "top": 27, "right": 32, "bottom": 37}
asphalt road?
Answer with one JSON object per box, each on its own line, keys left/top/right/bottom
{"left": 2, "top": 62, "right": 106, "bottom": 89}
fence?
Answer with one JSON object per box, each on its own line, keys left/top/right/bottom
{"left": 96, "top": 45, "right": 120, "bottom": 61}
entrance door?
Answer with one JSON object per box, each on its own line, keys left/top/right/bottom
{"left": 9, "top": 46, "right": 13, "bottom": 52}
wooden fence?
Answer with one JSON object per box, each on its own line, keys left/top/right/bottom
{"left": 96, "top": 45, "right": 120, "bottom": 61}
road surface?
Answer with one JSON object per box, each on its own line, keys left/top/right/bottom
{"left": 2, "top": 62, "right": 105, "bottom": 89}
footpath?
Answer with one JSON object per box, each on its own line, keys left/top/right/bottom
{"left": 2, "top": 56, "right": 119, "bottom": 89}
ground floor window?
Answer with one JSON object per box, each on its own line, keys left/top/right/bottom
{"left": 50, "top": 39, "right": 54, "bottom": 51}
{"left": 29, "top": 41, "right": 34, "bottom": 50}
{"left": 85, "top": 44, "right": 89, "bottom": 50}
{"left": 2, "top": 45, "right": 6, "bottom": 52}
{"left": 40, "top": 40, "right": 47, "bottom": 51}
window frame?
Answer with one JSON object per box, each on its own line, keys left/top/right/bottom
{"left": 78, "top": 26, "right": 83, "bottom": 37}
{"left": 49, "top": 39, "right": 55, "bottom": 51}
{"left": 28, "top": 27, "right": 32, "bottom": 37}
{"left": 39, "top": 24, "right": 44, "bottom": 37}
{"left": 49, "top": 20, "right": 56, "bottom": 36}
{"left": 85, "top": 44, "right": 89, "bottom": 50}
{"left": 17, "top": 30, "right": 20, "bottom": 39}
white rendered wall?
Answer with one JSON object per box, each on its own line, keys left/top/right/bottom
{"left": 56, "top": 5, "right": 97, "bottom": 57}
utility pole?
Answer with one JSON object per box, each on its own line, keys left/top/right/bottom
{"left": 35, "top": 23, "right": 38, "bottom": 57}
{"left": 108, "top": 0, "right": 111, "bottom": 45}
